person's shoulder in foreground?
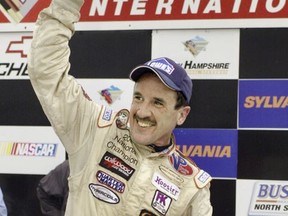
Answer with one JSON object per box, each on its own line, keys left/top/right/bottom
{"left": 36, "top": 160, "right": 70, "bottom": 216}
{"left": 0, "top": 187, "right": 8, "bottom": 216}
{"left": 28, "top": 0, "right": 213, "bottom": 215}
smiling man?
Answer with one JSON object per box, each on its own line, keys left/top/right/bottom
{"left": 28, "top": 0, "right": 213, "bottom": 215}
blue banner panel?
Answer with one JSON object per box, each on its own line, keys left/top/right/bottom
{"left": 239, "top": 80, "right": 288, "bottom": 128}
{"left": 173, "top": 128, "right": 238, "bottom": 179}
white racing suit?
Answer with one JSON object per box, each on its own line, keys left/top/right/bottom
{"left": 28, "top": 0, "right": 213, "bottom": 215}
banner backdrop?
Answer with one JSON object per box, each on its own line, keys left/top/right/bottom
{"left": 1, "top": 9, "right": 288, "bottom": 214}
{"left": 0, "top": 126, "right": 66, "bottom": 174}
{"left": 2, "top": 0, "right": 288, "bottom": 31}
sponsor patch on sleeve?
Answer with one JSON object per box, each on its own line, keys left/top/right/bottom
{"left": 194, "top": 170, "right": 212, "bottom": 189}
{"left": 98, "top": 106, "right": 115, "bottom": 127}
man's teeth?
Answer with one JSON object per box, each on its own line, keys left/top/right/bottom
{"left": 137, "top": 120, "right": 154, "bottom": 127}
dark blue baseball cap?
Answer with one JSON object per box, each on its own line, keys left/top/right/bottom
{"left": 129, "top": 57, "right": 192, "bottom": 103}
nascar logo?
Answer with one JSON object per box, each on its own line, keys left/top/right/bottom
{"left": 0, "top": 142, "right": 57, "bottom": 157}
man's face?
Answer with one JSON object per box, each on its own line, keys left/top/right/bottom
{"left": 129, "top": 73, "right": 190, "bottom": 146}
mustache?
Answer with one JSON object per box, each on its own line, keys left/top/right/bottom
{"left": 135, "top": 115, "right": 155, "bottom": 123}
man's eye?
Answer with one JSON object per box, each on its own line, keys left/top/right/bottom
{"left": 154, "top": 100, "right": 163, "bottom": 106}
{"left": 134, "top": 95, "right": 142, "bottom": 101}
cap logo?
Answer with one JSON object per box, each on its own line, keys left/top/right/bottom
{"left": 147, "top": 58, "right": 174, "bottom": 75}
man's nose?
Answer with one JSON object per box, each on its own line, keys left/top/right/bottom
{"left": 136, "top": 103, "right": 152, "bottom": 118}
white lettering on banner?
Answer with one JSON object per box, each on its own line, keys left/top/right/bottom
{"left": 3, "top": 0, "right": 288, "bottom": 29}
{"left": 88, "top": 0, "right": 288, "bottom": 17}
{"left": 89, "top": 0, "right": 108, "bottom": 16}
{"left": 131, "top": 0, "right": 147, "bottom": 15}
{"left": 156, "top": 0, "right": 173, "bottom": 15}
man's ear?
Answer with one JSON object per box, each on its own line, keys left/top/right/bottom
{"left": 177, "top": 106, "right": 191, "bottom": 125}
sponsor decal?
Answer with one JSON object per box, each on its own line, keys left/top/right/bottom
{"left": 239, "top": 80, "right": 288, "bottom": 128}
{"left": 99, "top": 151, "right": 135, "bottom": 181}
{"left": 99, "top": 85, "right": 123, "bottom": 105}
{"left": 96, "top": 170, "right": 125, "bottom": 193}
{"left": 248, "top": 181, "right": 288, "bottom": 216}
{"left": 152, "top": 172, "right": 180, "bottom": 200}
{"left": 116, "top": 110, "right": 129, "bottom": 129}
{"left": 179, "top": 144, "right": 231, "bottom": 158}
{"left": 151, "top": 190, "right": 172, "bottom": 215}
{"left": 89, "top": 183, "right": 119, "bottom": 204}
{"left": 183, "top": 35, "right": 208, "bottom": 57}
{"left": 102, "top": 107, "right": 113, "bottom": 121}
{"left": 197, "top": 171, "right": 211, "bottom": 183}
{"left": 6, "top": 36, "right": 32, "bottom": 58}
{"left": 181, "top": 34, "right": 231, "bottom": 75}
{"left": 139, "top": 209, "right": 157, "bottom": 216}
{"left": 159, "top": 165, "right": 184, "bottom": 184}
{"left": 168, "top": 152, "right": 193, "bottom": 176}
{"left": 1, "top": 1, "right": 288, "bottom": 28}
{"left": 152, "top": 29, "right": 239, "bottom": 80}
{"left": 174, "top": 128, "right": 237, "bottom": 179}
{"left": 0, "top": 34, "right": 33, "bottom": 79}
{"left": 194, "top": 170, "right": 212, "bottom": 189}
{"left": 0, "top": 0, "right": 38, "bottom": 23}
{"left": 0, "top": 142, "right": 57, "bottom": 157}
{"left": 147, "top": 58, "right": 174, "bottom": 74}
{"left": 0, "top": 62, "right": 28, "bottom": 78}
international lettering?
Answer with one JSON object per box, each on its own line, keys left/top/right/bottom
{"left": 88, "top": 0, "right": 288, "bottom": 17}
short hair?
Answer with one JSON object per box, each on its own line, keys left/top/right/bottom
{"left": 175, "top": 91, "right": 189, "bottom": 109}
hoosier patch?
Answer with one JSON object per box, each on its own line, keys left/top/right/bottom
{"left": 152, "top": 172, "right": 180, "bottom": 200}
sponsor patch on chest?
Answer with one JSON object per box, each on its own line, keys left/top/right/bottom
{"left": 151, "top": 190, "right": 172, "bottom": 215}
{"left": 96, "top": 170, "right": 125, "bottom": 193}
{"left": 168, "top": 152, "right": 193, "bottom": 176}
{"left": 152, "top": 172, "right": 180, "bottom": 200}
{"left": 89, "top": 183, "right": 120, "bottom": 204}
{"left": 99, "top": 151, "right": 135, "bottom": 181}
